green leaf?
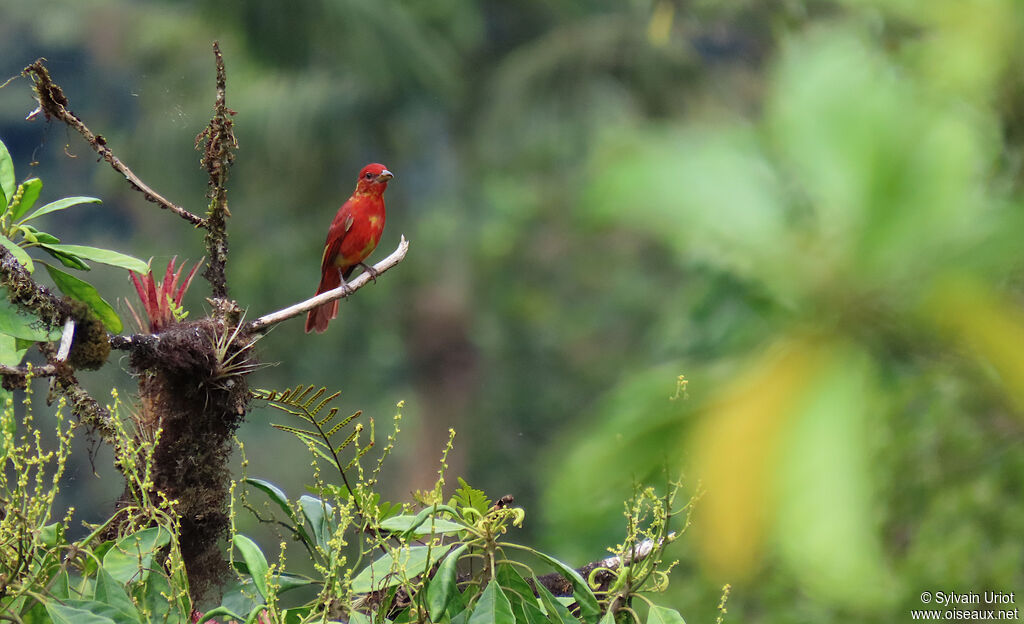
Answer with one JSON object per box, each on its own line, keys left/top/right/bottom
{"left": 11, "top": 178, "right": 42, "bottom": 221}
{"left": 44, "top": 601, "right": 117, "bottom": 624}
{"left": 39, "top": 522, "right": 62, "bottom": 548}
{"left": 773, "top": 348, "right": 895, "bottom": 608}
{"left": 42, "top": 262, "right": 122, "bottom": 332}
{"left": 0, "top": 236, "right": 33, "bottom": 273}
{"left": 246, "top": 478, "right": 316, "bottom": 547}
{"left": 427, "top": 543, "right": 468, "bottom": 619}
{"left": 599, "top": 611, "right": 617, "bottom": 624}
{"left": 51, "top": 570, "right": 71, "bottom": 600}
{"left": 349, "top": 613, "right": 372, "bottom": 624}
{"left": 468, "top": 581, "right": 515, "bottom": 624}
{"left": 450, "top": 609, "right": 470, "bottom": 624}
{"left": 528, "top": 550, "right": 600, "bottom": 624}
{"left": 450, "top": 477, "right": 491, "bottom": 516}
{"left": 39, "top": 244, "right": 148, "bottom": 273}
{"left": 0, "top": 138, "right": 14, "bottom": 205}
{"left": 246, "top": 478, "right": 291, "bottom": 516}
{"left": 0, "top": 334, "right": 29, "bottom": 368}
{"left": 534, "top": 578, "right": 575, "bottom": 624}
{"left": 21, "top": 196, "right": 102, "bottom": 222}
{"left": 196, "top": 607, "right": 245, "bottom": 624}
{"left": 497, "top": 565, "right": 547, "bottom": 624}
{"left": 646, "top": 606, "right": 685, "bottom": 624}
{"left": 20, "top": 225, "right": 59, "bottom": 244}
{"left": 102, "top": 526, "right": 171, "bottom": 584}
{"left": 351, "top": 545, "right": 437, "bottom": 593}
{"left": 0, "top": 297, "right": 62, "bottom": 342}
{"left": 42, "top": 246, "right": 90, "bottom": 271}
{"left": 233, "top": 534, "right": 270, "bottom": 603}
{"left": 380, "top": 513, "right": 465, "bottom": 535}
{"left": 299, "top": 495, "right": 334, "bottom": 552}
{"left": 94, "top": 567, "right": 141, "bottom": 624}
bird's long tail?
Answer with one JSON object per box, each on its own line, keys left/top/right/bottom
{"left": 305, "top": 268, "right": 341, "bottom": 333}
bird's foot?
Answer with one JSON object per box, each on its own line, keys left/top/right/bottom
{"left": 359, "top": 262, "right": 379, "bottom": 284}
{"left": 339, "top": 277, "right": 352, "bottom": 296}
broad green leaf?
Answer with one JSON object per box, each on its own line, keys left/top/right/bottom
{"left": 42, "top": 246, "right": 90, "bottom": 271}
{"left": 102, "top": 526, "right": 171, "bottom": 584}
{"left": 233, "top": 534, "right": 270, "bottom": 602}
{"left": 646, "top": 606, "right": 685, "bottom": 624}
{"left": 468, "top": 581, "right": 515, "bottom": 624}
{"left": 40, "top": 244, "right": 148, "bottom": 273}
{"left": 247, "top": 478, "right": 316, "bottom": 547}
{"left": 527, "top": 549, "right": 600, "bottom": 623}
{"left": 0, "top": 138, "right": 14, "bottom": 205}
{"left": 380, "top": 514, "right": 465, "bottom": 535}
{"left": 0, "top": 236, "right": 33, "bottom": 273}
{"left": 351, "top": 545, "right": 437, "bottom": 593}
{"left": 299, "top": 495, "right": 334, "bottom": 552}
{"left": 94, "top": 567, "right": 141, "bottom": 624}
{"left": 44, "top": 601, "right": 117, "bottom": 624}
{"left": 427, "top": 543, "right": 468, "bottom": 619}
{"left": 599, "top": 611, "right": 616, "bottom": 624}
{"left": 349, "top": 613, "right": 372, "bottom": 624}
{"left": 197, "top": 607, "right": 245, "bottom": 624}
{"left": 246, "top": 478, "right": 292, "bottom": 517}
{"left": 39, "top": 522, "right": 62, "bottom": 548}
{"left": 0, "top": 297, "right": 62, "bottom": 342}
{"left": 42, "top": 262, "right": 122, "bottom": 332}
{"left": 0, "top": 334, "right": 29, "bottom": 368}
{"left": 497, "top": 565, "right": 547, "bottom": 624}
{"left": 139, "top": 571, "right": 185, "bottom": 623}
{"left": 21, "top": 196, "right": 102, "bottom": 222}
{"left": 534, "top": 578, "right": 575, "bottom": 624}
{"left": 20, "top": 225, "right": 59, "bottom": 244}
{"left": 11, "top": 178, "right": 42, "bottom": 221}
{"left": 773, "top": 347, "right": 895, "bottom": 608}
{"left": 51, "top": 570, "right": 71, "bottom": 600}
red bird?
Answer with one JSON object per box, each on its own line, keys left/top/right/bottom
{"left": 305, "top": 163, "right": 393, "bottom": 333}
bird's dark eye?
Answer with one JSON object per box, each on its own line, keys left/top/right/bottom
{"left": 364, "top": 172, "right": 374, "bottom": 180}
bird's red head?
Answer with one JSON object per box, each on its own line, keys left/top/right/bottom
{"left": 354, "top": 163, "right": 393, "bottom": 195}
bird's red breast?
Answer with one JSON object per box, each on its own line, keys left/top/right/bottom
{"left": 305, "top": 163, "right": 392, "bottom": 333}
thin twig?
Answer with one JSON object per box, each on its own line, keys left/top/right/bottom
{"left": 21, "top": 59, "right": 206, "bottom": 227}
{"left": 245, "top": 236, "right": 410, "bottom": 334}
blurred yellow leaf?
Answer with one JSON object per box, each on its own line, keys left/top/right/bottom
{"left": 926, "top": 276, "right": 1024, "bottom": 413}
{"left": 691, "top": 338, "right": 825, "bottom": 578}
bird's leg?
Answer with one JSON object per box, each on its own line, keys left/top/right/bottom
{"left": 359, "top": 262, "right": 379, "bottom": 284}
{"left": 338, "top": 271, "right": 353, "bottom": 296}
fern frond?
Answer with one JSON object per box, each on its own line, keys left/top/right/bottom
{"left": 302, "top": 387, "right": 327, "bottom": 410}
{"left": 270, "top": 423, "right": 323, "bottom": 442}
{"left": 256, "top": 384, "right": 368, "bottom": 497}
{"left": 318, "top": 407, "right": 341, "bottom": 428}
{"left": 312, "top": 391, "right": 342, "bottom": 417}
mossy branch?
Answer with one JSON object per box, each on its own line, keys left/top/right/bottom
{"left": 195, "top": 41, "right": 237, "bottom": 306}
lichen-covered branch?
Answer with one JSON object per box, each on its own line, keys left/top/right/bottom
{"left": 195, "top": 42, "right": 237, "bottom": 305}
{"left": 245, "top": 236, "right": 410, "bottom": 334}
{"left": 21, "top": 59, "right": 206, "bottom": 227}
{"left": 0, "top": 245, "right": 69, "bottom": 327}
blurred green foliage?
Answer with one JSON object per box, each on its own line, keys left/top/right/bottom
{"left": 3, "top": 0, "right": 1024, "bottom": 621}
